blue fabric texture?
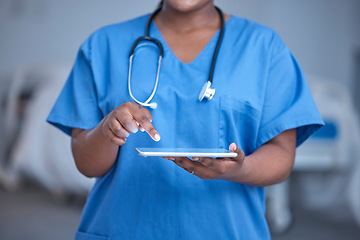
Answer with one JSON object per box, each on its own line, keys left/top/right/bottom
{"left": 47, "top": 14, "right": 323, "bottom": 240}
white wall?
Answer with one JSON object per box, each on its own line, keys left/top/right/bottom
{"left": 1, "top": 0, "right": 359, "bottom": 87}
{"left": 0, "top": 0, "right": 158, "bottom": 79}
{"left": 267, "top": 0, "right": 360, "bottom": 88}
{"left": 220, "top": 0, "right": 360, "bottom": 88}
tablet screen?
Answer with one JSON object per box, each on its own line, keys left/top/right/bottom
{"left": 136, "top": 148, "right": 238, "bottom": 158}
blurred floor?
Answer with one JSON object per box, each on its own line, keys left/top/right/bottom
{"left": 0, "top": 182, "right": 359, "bottom": 240}
{"left": 0, "top": 182, "right": 83, "bottom": 240}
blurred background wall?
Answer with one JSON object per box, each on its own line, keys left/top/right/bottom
{"left": 1, "top": 0, "right": 360, "bottom": 89}
{"left": 0, "top": 0, "right": 360, "bottom": 239}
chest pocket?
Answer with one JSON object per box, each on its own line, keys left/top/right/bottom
{"left": 219, "top": 96, "right": 261, "bottom": 155}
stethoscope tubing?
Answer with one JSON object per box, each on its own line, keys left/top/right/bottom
{"left": 127, "top": 6, "right": 224, "bottom": 109}
{"left": 208, "top": 6, "right": 225, "bottom": 84}
{"left": 128, "top": 54, "right": 162, "bottom": 109}
{"left": 129, "top": 36, "right": 164, "bottom": 58}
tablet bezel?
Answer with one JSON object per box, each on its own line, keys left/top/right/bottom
{"left": 136, "top": 147, "right": 238, "bottom": 158}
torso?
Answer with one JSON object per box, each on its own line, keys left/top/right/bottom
{"left": 73, "top": 14, "right": 278, "bottom": 239}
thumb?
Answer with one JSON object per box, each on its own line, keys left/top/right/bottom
{"left": 229, "top": 143, "right": 245, "bottom": 161}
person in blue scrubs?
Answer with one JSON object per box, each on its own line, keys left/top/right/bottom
{"left": 47, "top": 0, "right": 323, "bottom": 239}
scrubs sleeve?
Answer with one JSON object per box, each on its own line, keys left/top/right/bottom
{"left": 256, "top": 42, "right": 324, "bottom": 148}
{"left": 46, "top": 39, "right": 103, "bottom": 136}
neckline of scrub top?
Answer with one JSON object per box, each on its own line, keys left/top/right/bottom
{"left": 150, "top": 15, "right": 234, "bottom": 66}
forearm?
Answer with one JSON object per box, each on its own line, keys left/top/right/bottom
{"left": 71, "top": 102, "right": 159, "bottom": 178}
{"left": 71, "top": 117, "right": 119, "bottom": 178}
{"left": 226, "top": 129, "right": 296, "bottom": 186}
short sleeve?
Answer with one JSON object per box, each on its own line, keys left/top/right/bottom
{"left": 256, "top": 38, "right": 324, "bottom": 148}
{"left": 47, "top": 39, "right": 103, "bottom": 136}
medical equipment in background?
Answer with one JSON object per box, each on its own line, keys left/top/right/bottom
{"left": 1, "top": 63, "right": 94, "bottom": 196}
{"left": 266, "top": 76, "right": 360, "bottom": 233}
{"left": 128, "top": 6, "right": 225, "bottom": 109}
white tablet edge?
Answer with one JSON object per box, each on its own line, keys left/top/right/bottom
{"left": 136, "top": 148, "right": 238, "bottom": 158}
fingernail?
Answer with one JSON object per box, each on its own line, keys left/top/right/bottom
{"left": 192, "top": 157, "right": 199, "bottom": 161}
{"left": 123, "top": 131, "right": 130, "bottom": 138}
{"left": 169, "top": 157, "right": 175, "bottom": 161}
{"left": 154, "top": 134, "right": 161, "bottom": 141}
{"left": 140, "top": 126, "right": 145, "bottom": 132}
{"left": 127, "top": 123, "right": 138, "bottom": 133}
{"left": 230, "top": 143, "right": 237, "bottom": 152}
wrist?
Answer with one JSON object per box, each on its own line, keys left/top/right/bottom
{"left": 222, "top": 156, "right": 250, "bottom": 183}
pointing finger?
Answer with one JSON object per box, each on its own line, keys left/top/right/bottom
{"left": 129, "top": 104, "right": 160, "bottom": 141}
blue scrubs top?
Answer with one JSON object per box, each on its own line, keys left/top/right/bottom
{"left": 47, "top": 14, "right": 323, "bottom": 240}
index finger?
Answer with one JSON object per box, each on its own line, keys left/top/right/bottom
{"left": 130, "top": 104, "right": 160, "bottom": 141}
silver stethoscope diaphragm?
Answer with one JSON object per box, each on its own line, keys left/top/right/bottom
{"left": 198, "top": 81, "right": 216, "bottom": 101}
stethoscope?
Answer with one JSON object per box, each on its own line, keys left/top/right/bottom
{"left": 128, "top": 6, "right": 225, "bottom": 109}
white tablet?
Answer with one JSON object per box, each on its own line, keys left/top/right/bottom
{"left": 136, "top": 148, "right": 238, "bottom": 158}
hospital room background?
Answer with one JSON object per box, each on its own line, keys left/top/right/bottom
{"left": 0, "top": 0, "right": 360, "bottom": 239}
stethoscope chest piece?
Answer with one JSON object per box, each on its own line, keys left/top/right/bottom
{"left": 199, "top": 81, "right": 215, "bottom": 101}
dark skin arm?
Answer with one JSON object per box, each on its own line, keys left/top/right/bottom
{"left": 71, "top": 102, "right": 160, "bottom": 178}
{"left": 164, "top": 129, "right": 296, "bottom": 186}
{"left": 72, "top": 99, "right": 295, "bottom": 186}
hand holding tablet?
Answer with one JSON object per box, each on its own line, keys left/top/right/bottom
{"left": 136, "top": 143, "right": 245, "bottom": 182}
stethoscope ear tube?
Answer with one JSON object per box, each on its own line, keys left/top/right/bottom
{"left": 128, "top": 47, "right": 162, "bottom": 110}
{"left": 129, "top": 36, "right": 164, "bottom": 58}
{"left": 127, "top": 8, "right": 163, "bottom": 110}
